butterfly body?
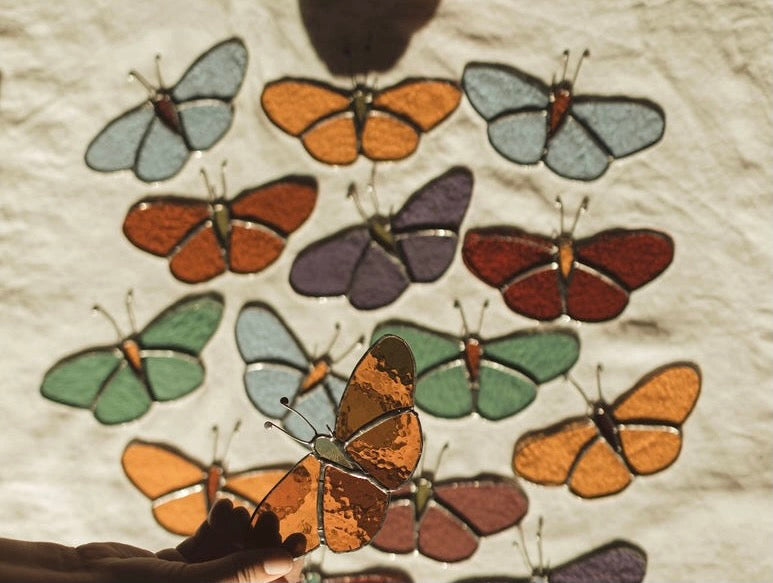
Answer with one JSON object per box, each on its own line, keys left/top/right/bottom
{"left": 124, "top": 175, "right": 317, "bottom": 283}
{"left": 462, "top": 226, "right": 674, "bottom": 322}
{"left": 86, "top": 38, "right": 248, "bottom": 182}
{"left": 513, "top": 363, "right": 701, "bottom": 498}
{"left": 262, "top": 77, "right": 461, "bottom": 165}
{"left": 462, "top": 61, "right": 665, "bottom": 181}
{"left": 290, "top": 167, "right": 473, "bottom": 310}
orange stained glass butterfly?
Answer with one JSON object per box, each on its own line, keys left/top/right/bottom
{"left": 250, "top": 335, "right": 423, "bottom": 555}
{"left": 123, "top": 166, "right": 317, "bottom": 283}
{"left": 261, "top": 77, "right": 462, "bottom": 165}
{"left": 512, "top": 363, "right": 701, "bottom": 499}
{"left": 122, "top": 435, "right": 288, "bottom": 536}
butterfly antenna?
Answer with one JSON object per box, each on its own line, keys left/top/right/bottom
{"left": 560, "top": 49, "right": 570, "bottom": 83}
{"left": 595, "top": 363, "right": 604, "bottom": 401}
{"left": 154, "top": 54, "right": 166, "bottom": 88}
{"left": 200, "top": 168, "right": 216, "bottom": 201}
{"left": 92, "top": 304, "right": 124, "bottom": 342}
{"left": 537, "top": 516, "right": 546, "bottom": 575}
{"left": 554, "top": 196, "right": 566, "bottom": 234}
{"left": 569, "top": 197, "right": 589, "bottom": 235}
{"left": 515, "top": 523, "right": 535, "bottom": 573}
{"left": 124, "top": 289, "right": 138, "bottom": 334}
{"left": 566, "top": 374, "right": 593, "bottom": 406}
{"left": 477, "top": 300, "right": 490, "bottom": 334}
{"left": 219, "top": 420, "right": 241, "bottom": 462}
{"left": 453, "top": 300, "right": 471, "bottom": 336}
{"left": 572, "top": 49, "right": 590, "bottom": 86}
{"left": 431, "top": 442, "right": 449, "bottom": 478}
{"left": 347, "top": 183, "right": 370, "bottom": 221}
{"left": 263, "top": 421, "right": 312, "bottom": 447}
{"left": 368, "top": 164, "right": 380, "bottom": 214}
{"left": 128, "top": 70, "right": 156, "bottom": 97}
{"left": 332, "top": 333, "right": 364, "bottom": 364}
{"left": 320, "top": 323, "right": 341, "bottom": 358}
{"left": 278, "top": 396, "right": 319, "bottom": 437}
{"left": 219, "top": 160, "right": 228, "bottom": 198}
{"left": 211, "top": 425, "right": 220, "bottom": 464}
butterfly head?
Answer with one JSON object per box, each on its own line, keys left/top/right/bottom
{"left": 553, "top": 196, "right": 589, "bottom": 277}
{"left": 200, "top": 164, "right": 232, "bottom": 244}
{"left": 453, "top": 300, "right": 489, "bottom": 382}
{"left": 129, "top": 56, "right": 182, "bottom": 134}
{"left": 347, "top": 180, "right": 396, "bottom": 252}
{"left": 548, "top": 50, "right": 589, "bottom": 135}
{"left": 568, "top": 366, "right": 621, "bottom": 452}
{"left": 93, "top": 291, "right": 143, "bottom": 371}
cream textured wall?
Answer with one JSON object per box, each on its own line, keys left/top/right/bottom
{"left": 0, "top": 1, "right": 771, "bottom": 581}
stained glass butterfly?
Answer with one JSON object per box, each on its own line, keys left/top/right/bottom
{"left": 236, "top": 303, "right": 363, "bottom": 442}
{"left": 513, "top": 363, "right": 701, "bottom": 498}
{"left": 290, "top": 166, "right": 473, "bottom": 310}
{"left": 462, "top": 197, "right": 674, "bottom": 322}
{"left": 301, "top": 565, "right": 413, "bottom": 583}
{"left": 122, "top": 434, "right": 288, "bottom": 536}
{"left": 372, "top": 448, "right": 528, "bottom": 562}
{"left": 462, "top": 51, "right": 665, "bottom": 181}
{"left": 123, "top": 168, "right": 317, "bottom": 283}
{"left": 40, "top": 292, "right": 223, "bottom": 424}
{"left": 250, "top": 335, "right": 423, "bottom": 555}
{"left": 85, "top": 37, "right": 247, "bottom": 182}
{"left": 261, "top": 77, "right": 461, "bottom": 165}
{"left": 371, "top": 302, "right": 579, "bottom": 420}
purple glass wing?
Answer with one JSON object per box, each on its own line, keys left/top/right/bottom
{"left": 391, "top": 167, "right": 473, "bottom": 232}
{"left": 396, "top": 234, "right": 458, "bottom": 282}
{"left": 289, "top": 227, "right": 370, "bottom": 296}
{"left": 348, "top": 243, "right": 409, "bottom": 309}
{"left": 550, "top": 542, "right": 647, "bottom": 583}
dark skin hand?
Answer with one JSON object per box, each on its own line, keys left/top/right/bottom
{"left": 0, "top": 499, "right": 304, "bottom": 583}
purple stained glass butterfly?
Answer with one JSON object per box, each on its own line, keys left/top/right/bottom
{"left": 454, "top": 540, "right": 647, "bottom": 583}
{"left": 289, "top": 166, "right": 473, "bottom": 310}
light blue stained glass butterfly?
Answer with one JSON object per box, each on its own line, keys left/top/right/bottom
{"left": 462, "top": 52, "right": 665, "bottom": 181}
{"left": 235, "top": 303, "right": 352, "bottom": 442}
{"left": 85, "top": 37, "right": 248, "bottom": 183}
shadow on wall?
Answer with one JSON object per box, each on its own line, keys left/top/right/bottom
{"left": 299, "top": 0, "right": 441, "bottom": 76}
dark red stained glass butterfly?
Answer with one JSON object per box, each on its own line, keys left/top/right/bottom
{"left": 371, "top": 471, "right": 528, "bottom": 562}
{"left": 462, "top": 198, "right": 674, "bottom": 322}
{"left": 123, "top": 173, "right": 317, "bottom": 283}
{"left": 301, "top": 566, "right": 413, "bottom": 583}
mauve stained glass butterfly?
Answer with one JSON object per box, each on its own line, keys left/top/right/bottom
{"left": 85, "top": 38, "right": 247, "bottom": 182}
{"left": 249, "top": 335, "right": 423, "bottom": 555}
{"left": 290, "top": 167, "right": 473, "bottom": 310}
{"left": 462, "top": 51, "right": 665, "bottom": 181}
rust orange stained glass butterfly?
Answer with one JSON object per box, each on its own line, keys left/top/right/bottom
{"left": 462, "top": 198, "right": 674, "bottom": 322}
{"left": 123, "top": 168, "right": 317, "bottom": 283}
{"left": 250, "top": 335, "right": 423, "bottom": 555}
{"left": 122, "top": 437, "right": 288, "bottom": 536}
{"left": 513, "top": 363, "right": 701, "bottom": 498}
{"left": 261, "top": 77, "right": 461, "bottom": 165}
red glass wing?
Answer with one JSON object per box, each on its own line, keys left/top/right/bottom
{"left": 463, "top": 228, "right": 554, "bottom": 287}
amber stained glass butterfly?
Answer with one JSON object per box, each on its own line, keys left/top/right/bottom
{"left": 513, "top": 363, "right": 701, "bottom": 498}
{"left": 250, "top": 335, "right": 423, "bottom": 555}
{"left": 123, "top": 167, "right": 317, "bottom": 283}
{"left": 261, "top": 77, "right": 461, "bottom": 165}
{"left": 462, "top": 197, "right": 674, "bottom": 322}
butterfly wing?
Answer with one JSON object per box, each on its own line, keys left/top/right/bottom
{"left": 224, "top": 467, "right": 290, "bottom": 510}
{"left": 543, "top": 114, "right": 611, "bottom": 181}
{"left": 319, "top": 567, "right": 414, "bottom": 583}
{"left": 347, "top": 243, "right": 410, "bottom": 310}
{"left": 41, "top": 348, "right": 123, "bottom": 410}
{"left": 549, "top": 540, "right": 647, "bottom": 583}
{"left": 477, "top": 329, "right": 580, "bottom": 420}
{"left": 171, "top": 38, "right": 248, "bottom": 102}
{"left": 85, "top": 105, "right": 155, "bottom": 174}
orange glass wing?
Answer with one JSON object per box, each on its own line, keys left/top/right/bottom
{"left": 512, "top": 417, "right": 597, "bottom": 486}
{"left": 123, "top": 198, "right": 210, "bottom": 256}
{"left": 567, "top": 437, "right": 632, "bottom": 498}
{"left": 618, "top": 426, "right": 682, "bottom": 475}
{"left": 302, "top": 114, "right": 359, "bottom": 165}
{"left": 373, "top": 79, "right": 461, "bottom": 131}
{"left": 225, "top": 468, "right": 290, "bottom": 506}
{"left": 122, "top": 441, "right": 206, "bottom": 499}
{"left": 345, "top": 410, "right": 422, "bottom": 490}
{"left": 227, "top": 225, "right": 285, "bottom": 273}
{"left": 335, "top": 335, "right": 416, "bottom": 441}
{"left": 251, "top": 454, "right": 321, "bottom": 555}
{"left": 612, "top": 363, "right": 701, "bottom": 424}
{"left": 262, "top": 79, "right": 351, "bottom": 136}
{"left": 321, "top": 465, "right": 389, "bottom": 552}
{"left": 229, "top": 178, "right": 317, "bottom": 234}
{"left": 360, "top": 113, "right": 420, "bottom": 161}
{"left": 169, "top": 225, "right": 227, "bottom": 283}
{"left": 153, "top": 490, "right": 209, "bottom": 536}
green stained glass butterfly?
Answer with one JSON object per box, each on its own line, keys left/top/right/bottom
{"left": 41, "top": 292, "right": 223, "bottom": 425}
{"left": 371, "top": 302, "right": 580, "bottom": 420}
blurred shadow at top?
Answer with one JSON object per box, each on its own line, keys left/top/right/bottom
{"left": 299, "top": 0, "right": 441, "bottom": 76}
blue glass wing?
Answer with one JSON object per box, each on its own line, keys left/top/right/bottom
{"left": 85, "top": 105, "right": 155, "bottom": 172}
{"left": 171, "top": 38, "right": 248, "bottom": 102}
{"left": 244, "top": 363, "right": 306, "bottom": 419}
{"left": 488, "top": 110, "right": 547, "bottom": 164}
{"left": 134, "top": 117, "right": 190, "bottom": 182}
{"left": 462, "top": 62, "right": 549, "bottom": 120}
{"left": 287, "top": 386, "right": 337, "bottom": 441}
{"left": 324, "top": 374, "right": 347, "bottom": 405}
{"left": 178, "top": 102, "right": 234, "bottom": 151}
{"left": 235, "top": 304, "right": 308, "bottom": 369}
{"left": 544, "top": 116, "right": 610, "bottom": 180}
{"left": 571, "top": 98, "right": 665, "bottom": 158}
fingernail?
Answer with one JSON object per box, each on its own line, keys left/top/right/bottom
{"left": 264, "top": 552, "right": 293, "bottom": 576}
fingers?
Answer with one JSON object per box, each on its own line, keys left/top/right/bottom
{"left": 183, "top": 547, "right": 297, "bottom": 583}
{"left": 178, "top": 499, "right": 250, "bottom": 563}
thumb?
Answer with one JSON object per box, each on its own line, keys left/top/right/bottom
{"left": 180, "top": 547, "right": 295, "bottom": 583}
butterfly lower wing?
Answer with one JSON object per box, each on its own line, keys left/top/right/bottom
{"left": 564, "top": 266, "right": 629, "bottom": 322}
{"left": 135, "top": 117, "right": 191, "bottom": 182}
{"left": 360, "top": 113, "right": 419, "bottom": 162}
{"left": 488, "top": 110, "right": 548, "bottom": 164}
{"left": 371, "top": 499, "right": 417, "bottom": 554}
{"left": 567, "top": 436, "right": 632, "bottom": 498}
{"left": 302, "top": 114, "right": 360, "bottom": 164}
{"left": 348, "top": 243, "right": 409, "bottom": 309}
{"left": 462, "top": 62, "right": 550, "bottom": 120}
{"left": 171, "top": 37, "right": 248, "bottom": 102}
{"left": 142, "top": 352, "right": 204, "bottom": 401}
{"left": 93, "top": 363, "right": 152, "bottom": 424}
{"left": 41, "top": 348, "right": 122, "bottom": 409}
{"left": 544, "top": 115, "right": 610, "bottom": 181}
{"left": 123, "top": 197, "right": 211, "bottom": 257}
{"left": 395, "top": 233, "right": 458, "bottom": 283}
{"left": 371, "top": 322, "right": 460, "bottom": 376}
{"left": 476, "top": 364, "right": 537, "bottom": 420}
{"left": 167, "top": 224, "right": 227, "bottom": 283}
{"left": 550, "top": 540, "right": 647, "bottom": 583}
{"left": 85, "top": 105, "right": 155, "bottom": 173}
{"left": 320, "top": 568, "right": 414, "bottom": 583}
{"left": 571, "top": 97, "right": 665, "bottom": 159}
{"left": 617, "top": 425, "right": 682, "bottom": 476}
{"left": 503, "top": 267, "right": 564, "bottom": 321}
{"left": 227, "top": 225, "right": 285, "bottom": 274}
{"left": 178, "top": 101, "right": 234, "bottom": 150}
{"left": 244, "top": 363, "right": 305, "bottom": 419}
{"left": 417, "top": 502, "right": 479, "bottom": 562}
{"left": 288, "top": 385, "right": 339, "bottom": 442}
{"left": 416, "top": 363, "right": 473, "bottom": 418}
{"left": 153, "top": 490, "right": 210, "bottom": 536}
{"left": 251, "top": 454, "right": 322, "bottom": 555}
{"left": 484, "top": 329, "right": 580, "bottom": 383}
{"left": 139, "top": 293, "right": 224, "bottom": 353}
{"left": 373, "top": 78, "right": 462, "bottom": 131}
{"left": 574, "top": 229, "right": 674, "bottom": 291}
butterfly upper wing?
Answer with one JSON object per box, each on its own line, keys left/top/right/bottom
{"left": 139, "top": 293, "right": 224, "bottom": 353}
{"left": 85, "top": 105, "right": 156, "bottom": 173}
{"left": 123, "top": 196, "right": 211, "bottom": 257}
{"left": 171, "top": 38, "right": 248, "bottom": 102}
{"left": 262, "top": 79, "right": 351, "bottom": 137}
{"left": 549, "top": 540, "right": 647, "bottom": 583}
{"left": 41, "top": 348, "right": 123, "bottom": 409}
{"left": 462, "top": 62, "right": 550, "bottom": 120}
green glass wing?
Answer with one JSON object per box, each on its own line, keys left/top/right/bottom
{"left": 371, "top": 322, "right": 460, "bottom": 375}
{"left": 93, "top": 363, "right": 152, "bottom": 424}
{"left": 484, "top": 329, "right": 580, "bottom": 383}
{"left": 415, "top": 363, "right": 473, "bottom": 418}
{"left": 477, "top": 364, "right": 536, "bottom": 420}
{"left": 143, "top": 352, "right": 205, "bottom": 401}
{"left": 139, "top": 293, "right": 224, "bottom": 353}
{"left": 41, "top": 349, "right": 122, "bottom": 408}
